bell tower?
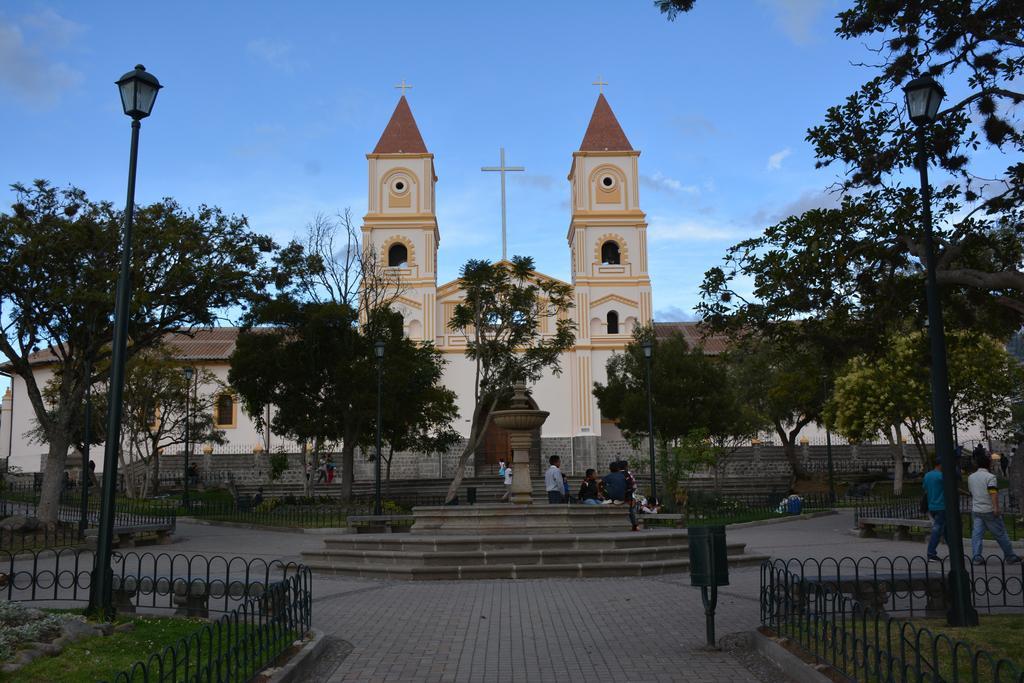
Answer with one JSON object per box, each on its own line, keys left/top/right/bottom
{"left": 566, "top": 94, "right": 653, "bottom": 440}
{"left": 362, "top": 95, "right": 439, "bottom": 342}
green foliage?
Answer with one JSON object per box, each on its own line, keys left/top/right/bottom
{"left": 657, "top": 431, "right": 718, "bottom": 510}
{"left": 444, "top": 256, "right": 576, "bottom": 501}
{"left": 269, "top": 453, "right": 289, "bottom": 481}
{"left": 254, "top": 497, "right": 281, "bottom": 514}
{"left": 653, "top": 0, "right": 696, "bottom": 20}
{"left": 0, "top": 180, "right": 274, "bottom": 522}
{"left": 697, "top": 1, "right": 1024, "bottom": 331}
{"left": 594, "top": 326, "right": 762, "bottom": 449}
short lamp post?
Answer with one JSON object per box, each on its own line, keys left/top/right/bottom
{"left": 88, "top": 64, "right": 161, "bottom": 620}
{"left": 904, "top": 73, "right": 978, "bottom": 627}
{"left": 640, "top": 340, "right": 658, "bottom": 504}
{"left": 374, "top": 341, "right": 385, "bottom": 516}
{"left": 79, "top": 359, "right": 92, "bottom": 537}
{"left": 183, "top": 367, "right": 194, "bottom": 510}
{"left": 821, "top": 376, "right": 836, "bottom": 505}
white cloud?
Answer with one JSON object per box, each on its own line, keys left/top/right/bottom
{"left": 655, "top": 305, "right": 698, "bottom": 322}
{"left": 760, "top": 0, "right": 828, "bottom": 44}
{"left": 751, "top": 188, "right": 842, "bottom": 225}
{"left": 766, "top": 147, "right": 792, "bottom": 171}
{"left": 648, "top": 216, "right": 736, "bottom": 242}
{"left": 246, "top": 39, "right": 298, "bottom": 72}
{"left": 0, "top": 11, "right": 83, "bottom": 107}
{"left": 641, "top": 171, "right": 701, "bottom": 195}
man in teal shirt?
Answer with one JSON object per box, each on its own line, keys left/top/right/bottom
{"left": 922, "top": 460, "right": 945, "bottom": 562}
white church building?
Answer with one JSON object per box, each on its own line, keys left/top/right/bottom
{"left": 0, "top": 94, "right": 716, "bottom": 479}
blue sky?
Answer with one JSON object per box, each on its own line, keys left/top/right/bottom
{"left": 1, "top": 0, "right": 877, "bottom": 392}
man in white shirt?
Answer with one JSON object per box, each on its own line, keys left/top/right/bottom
{"left": 545, "top": 455, "right": 565, "bottom": 504}
{"left": 968, "top": 452, "right": 1021, "bottom": 565}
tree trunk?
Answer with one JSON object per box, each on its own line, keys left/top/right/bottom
{"left": 339, "top": 438, "right": 356, "bottom": 502}
{"left": 774, "top": 420, "right": 807, "bottom": 486}
{"left": 446, "top": 401, "right": 492, "bottom": 503}
{"left": 888, "top": 425, "right": 904, "bottom": 496}
{"left": 385, "top": 447, "right": 393, "bottom": 499}
{"left": 151, "top": 449, "right": 161, "bottom": 495}
{"left": 36, "top": 433, "right": 72, "bottom": 525}
{"left": 301, "top": 443, "right": 312, "bottom": 498}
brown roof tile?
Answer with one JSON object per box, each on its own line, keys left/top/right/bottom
{"left": 372, "top": 96, "right": 429, "bottom": 154}
{"left": 579, "top": 94, "right": 633, "bottom": 152}
{"left": 653, "top": 321, "right": 730, "bottom": 355}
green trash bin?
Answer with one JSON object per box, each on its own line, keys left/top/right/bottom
{"left": 688, "top": 525, "right": 728, "bottom": 649}
{"left": 688, "top": 525, "right": 729, "bottom": 587}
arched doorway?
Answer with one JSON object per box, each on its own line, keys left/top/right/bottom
{"left": 474, "top": 394, "right": 543, "bottom": 477}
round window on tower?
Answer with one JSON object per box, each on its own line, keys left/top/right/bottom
{"left": 391, "top": 178, "right": 409, "bottom": 194}
{"left": 599, "top": 175, "right": 616, "bottom": 191}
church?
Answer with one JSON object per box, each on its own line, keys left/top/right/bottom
{"left": 1, "top": 93, "right": 710, "bottom": 480}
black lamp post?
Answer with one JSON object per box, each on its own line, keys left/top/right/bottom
{"left": 374, "top": 341, "right": 385, "bottom": 516}
{"left": 79, "top": 359, "right": 92, "bottom": 537}
{"left": 183, "top": 367, "right": 194, "bottom": 510}
{"left": 904, "top": 73, "right": 978, "bottom": 627}
{"left": 88, "top": 64, "right": 161, "bottom": 620}
{"left": 640, "top": 340, "right": 658, "bottom": 504}
{"left": 821, "top": 375, "right": 836, "bottom": 504}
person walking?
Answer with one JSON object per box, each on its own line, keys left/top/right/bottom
{"left": 922, "top": 459, "right": 946, "bottom": 562}
{"left": 968, "top": 452, "right": 1022, "bottom": 565}
{"left": 501, "top": 461, "right": 513, "bottom": 502}
{"left": 544, "top": 456, "right": 565, "bottom": 504}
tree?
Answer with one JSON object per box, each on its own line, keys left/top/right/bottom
{"left": 827, "top": 329, "right": 1023, "bottom": 493}
{"left": 0, "top": 181, "right": 274, "bottom": 524}
{"left": 119, "top": 347, "right": 224, "bottom": 498}
{"left": 361, "top": 341, "right": 460, "bottom": 496}
{"left": 723, "top": 334, "right": 831, "bottom": 483}
{"left": 689, "top": 1, "right": 1024, "bottom": 332}
{"left": 444, "top": 257, "right": 575, "bottom": 503}
{"left": 593, "top": 326, "right": 760, "bottom": 464}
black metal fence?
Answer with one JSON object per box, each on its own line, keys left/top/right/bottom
{"left": 761, "top": 556, "right": 1024, "bottom": 682}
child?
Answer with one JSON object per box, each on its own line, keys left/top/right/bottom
{"left": 618, "top": 460, "right": 640, "bottom": 531}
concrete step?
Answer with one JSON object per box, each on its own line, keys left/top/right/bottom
{"left": 320, "top": 529, "right": 696, "bottom": 552}
{"left": 301, "top": 552, "right": 770, "bottom": 580}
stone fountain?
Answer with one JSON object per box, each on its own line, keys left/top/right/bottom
{"left": 490, "top": 382, "right": 548, "bottom": 505}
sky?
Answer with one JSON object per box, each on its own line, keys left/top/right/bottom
{"left": 0, "top": 0, "right": 879, "bottom": 395}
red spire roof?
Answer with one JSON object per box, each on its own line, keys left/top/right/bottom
{"left": 579, "top": 94, "right": 633, "bottom": 152}
{"left": 372, "top": 96, "right": 428, "bottom": 154}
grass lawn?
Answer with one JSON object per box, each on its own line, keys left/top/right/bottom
{"left": 885, "top": 614, "right": 1024, "bottom": 681}
{"left": 2, "top": 614, "right": 205, "bottom": 683}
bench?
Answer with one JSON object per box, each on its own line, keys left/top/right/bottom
{"left": 84, "top": 522, "right": 175, "bottom": 548}
{"left": 347, "top": 514, "right": 415, "bottom": 533}
{"left": 857, "top": 516, "right": 932, "bottom": 541}
{"left": 794, "top": 573, "right": 949, "bottom": 615}
{"left": 111, "top": 574, "right": 270, "bottom": 618}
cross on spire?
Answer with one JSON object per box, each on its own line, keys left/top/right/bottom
{"left": 394, "top": 79, "right": 413, "bottom": 96}
{"left": 481, "top": 147, "right": 525, "bottom": 261}
{"left": 592, "top": 75, "right": 608, "bottom": 94}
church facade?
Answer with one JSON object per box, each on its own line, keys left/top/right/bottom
{"left": 363, "top": 94, "right": 654, "bottom": 476}
{"left": 1, "top": 94, "right": 671, "bottom": 479}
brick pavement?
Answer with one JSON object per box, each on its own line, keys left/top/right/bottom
{"left": 165, "top": 509, "right": 942, "bottom": 682}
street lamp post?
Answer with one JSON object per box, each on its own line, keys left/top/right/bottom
{"left": 640, "top": 340, "right": 658, "bottom": 504}
{"left": 374, "top": 341, "right": 385, "bottom": 516}
{"left": 904, "top": 73, "right": 978, "bottom": 627}
{"left": 821, "top": 376, "right": 836, "bottom": 504}
{"left": 79, "top": 359, "right": 92, "bottom": 536}
{"left": 87, "top": 65, "right": 161, "bottom": 620}
{"left": 183, "top": 367, "right": 194, "bottom": 510}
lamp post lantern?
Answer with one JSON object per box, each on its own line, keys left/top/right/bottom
{"left": 640, "top": 340, "right": 658, "bottom": 504}
{"left": 183, "top": 367, "right": 194, "bottom": 510}
{"left": 904, "top": 73, "right": 978, "bottom": 627}
{"left": 374, "top": 341, "right": 385, "bottom": 516}
{"left": 88, "top": 64, "right": 161, "bottom": 620}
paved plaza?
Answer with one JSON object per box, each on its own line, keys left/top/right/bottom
{"left": 156, "top": 510, "right": 945, "bottom": 682}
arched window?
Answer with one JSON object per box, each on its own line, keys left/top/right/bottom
{"left": 388, "top": 243, "right": 408, "bottom": 267}
{"left": 606, "top": 310, "right": 619, "bottom": 335}
{"left": 601, "top": 240, "right": 621, "bottom": 265}
{"left": 214, "top": 393, "right": 236, "bottom": 428}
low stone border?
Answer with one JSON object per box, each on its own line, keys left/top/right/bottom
{"left": 748, "top": 628, "right": 833, "bottom": 683}
{"left": 179, "top": 517, "right": 350, "bottom": 535}
{"left": 844, "top": 527, "right": 1024, "bottom": 549}
{"left": 726, "top": 510, "right": 837, "bottom": 530}
{"left": 260, "top": 629, "right": 328, "bottom": 682}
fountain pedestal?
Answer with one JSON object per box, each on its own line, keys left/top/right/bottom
{"left": 490, "top": 383, "right": 548, "bottom": 505}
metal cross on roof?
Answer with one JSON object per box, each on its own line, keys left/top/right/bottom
{"left": 394, "top": 79, "right": 413, "bottom": 96}
{"left": 481, "top": 147, "right": 525, "bottom": 261}
{"left": 592, "top": 75, "right": 608, "bottom": 94}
